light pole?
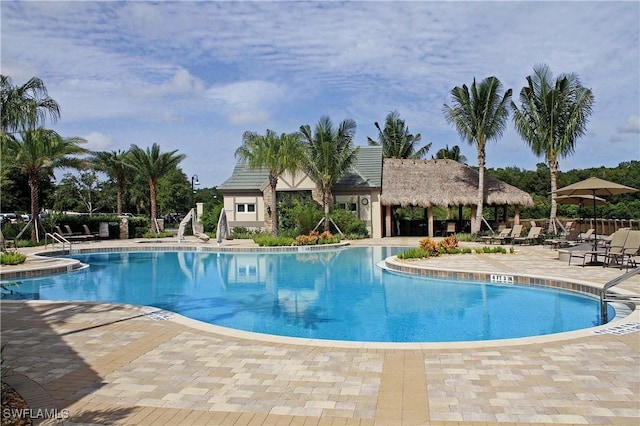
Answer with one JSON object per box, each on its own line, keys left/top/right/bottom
{"left": 191, "top": 174, "right": 200, "bottom": 208}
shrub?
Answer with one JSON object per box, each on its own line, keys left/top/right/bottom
{"left": 397, "top": 248, "right": 431, "bottom": 260}
{"left": 419, "top": 237, "right": 439, "bottom": 255}
{"left": 254, "top": 236, "right": 294, "bottom": 246}
{"left": 330, "top": 208, "right": 369, "bottom": 237}
{"left": 475, "top": 246, "right": 507, "bottom": 254}
{"left": 231, "top": 227, "right": 267, "bottom": 239}
{"left": 439, "top": 235, "right": 459, "bottom": 252}
{"left": 142, "top": 231, "right": 173, "bottom": 238}
{"left": 290, "top": 202, "right": 324, "bottom": 235}
{"left": 294, "top": 230, "right": 340, "bottom": 246}
{"left": 1, "top": 251, "right": 26, "bottom": 265}
{"left": 455, "top": 233, "right": 478, "bottom": 242}
{"left": 199, "top": 204, "right": 223, "bottom": 233}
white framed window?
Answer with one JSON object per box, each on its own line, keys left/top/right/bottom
{"left": 236, "top": 203, "right": 256, "bottom": 213}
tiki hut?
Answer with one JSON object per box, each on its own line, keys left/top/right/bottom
{"left": 381, "top": 158, "right": 534, "bottom": 236}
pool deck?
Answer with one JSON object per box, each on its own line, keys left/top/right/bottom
{"left": 1, "top": 237, "right": 638, "bottom": 425}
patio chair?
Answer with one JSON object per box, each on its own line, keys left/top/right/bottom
{"left": 514, "top": 226, "right": 542, "bottom": 245}
{"left": 570, "top": 229, "right": 629, "bottom": 267}
{"left": 445, "top": 222, "right": 456, "bottom": 236}
{"left": 481, "top": 227, "right": 511, "bottom": 245}
{"left": 604, "top": 230, "right": 639, "bottom": 269}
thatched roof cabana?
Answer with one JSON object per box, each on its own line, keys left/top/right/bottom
{"left": 381, "top": 158, "right": 534, "bottom": 207}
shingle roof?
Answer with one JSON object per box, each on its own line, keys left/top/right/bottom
{"left": 217, "top": 164, "right": 268, "bottom": 191}
{"left": 218, "top": 146, "right": 383, "bottom": 191}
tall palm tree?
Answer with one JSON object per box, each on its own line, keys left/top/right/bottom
{"left": 1, "top": 75, "right": 60, "bottom": 136}
{"left": 512, "top": 64, "right": 594, "bottom": 232}
{"left": 300, "top": 116, "right": 359, "bottom": 232}
{"left": 126, "top": 143, "right": 185, "bottom": 230}
{"left": 1, "top": 128, "right": 87, "bottom": 240}
{"left": 443, "top": 77, "right": 512, "bottom": 233}
{"left": 92, "top": 150, "right": 130, "bottom": 216}
{"left": 432, "top": 145, "right": 467, "bottom": 164}
{"left": 367, "top": 110, "right": 430, "bottom": 159}
{"left": 235, "top": 129, "right": 305, "bottom": 236}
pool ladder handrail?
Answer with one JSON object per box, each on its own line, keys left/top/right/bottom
{"left": 45, "top": 232, "right": 72, "bottom": 254}
{"left": 600, "top": 266, "right": 640, "bottom": 322}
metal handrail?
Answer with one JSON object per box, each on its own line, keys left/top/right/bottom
{"left": 600, "top": 267, "right": 640, "bottom": 321}
{"left": 45, "top": 232, "right": 72, "bottom": 254}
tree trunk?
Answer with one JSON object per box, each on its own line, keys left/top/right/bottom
{"left": 116, "top": 180, "right": 124, "bottom": 216}
{"left": 269, "top": 174, "right": 278, "bottom": 236}
{"left": 548, "top": 158, "right": 559, "bottom": 233}
{"left": 29, "top": 175, "right": 39, "bottom": 241}
{"left": 323, "top": 186, "right": 331, "bottom": 232}
{"left": 473, "top": 147, "right": 486, "bottom": 234}
{"left": 149, "top": 180, "right": 158, "bottom": 232}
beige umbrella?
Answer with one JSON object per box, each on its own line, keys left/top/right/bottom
{"left": 556, "top": 194, "right": 607, "bottom": 233}
{"left": 555, "top": 194, "right": 607, "bottom": 206}
{"left": 554, "top": 177, "right": 638, "bottom": 251}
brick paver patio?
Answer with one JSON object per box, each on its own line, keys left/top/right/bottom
{"left": 1, "top": 238, "right": 638, "bottom": 425}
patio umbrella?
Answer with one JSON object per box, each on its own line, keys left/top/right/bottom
{"left": 554, "top": 177, "right": 638, "bottom": 250}
{"left": 555, "top": 194, "right": 607, "bottom": 206}
{"left": 556, "top": 194, "right": 607, "bottom": 230}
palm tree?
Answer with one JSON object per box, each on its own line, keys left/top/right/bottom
{"left": 235, "top": 129, "right": 305, "bottom": 236}
{"left": 92, "top": 150, "right": 130, "bottom": 216}
{"left": 1, "top": 75, "right": 60, "bottom": 136}
{"left": 432, "top": 145, "right": 467, "bottom": 164}
{"left": 1, "top": 128, "right": 87, "bottom": 240}
{"left": 300, "top": 116, "right": 359, "bottom": 232}
{"left": 367, "top": 110, "right": 430, "bottom": 159}
{"left": 512, "top": 64, "right": 594, "bottom": 232}
{"left": 443, "top": 77, "right": 512, "bottom": 233}
{"left": 126, "top": 143, "right": 185, "bottom": 230}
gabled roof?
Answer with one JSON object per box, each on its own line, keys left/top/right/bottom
{"left": 218, "top": 146, "right": 383, "bottom": 191}
{"left": 380, "top": 158, "right": 534, "bottom": 207}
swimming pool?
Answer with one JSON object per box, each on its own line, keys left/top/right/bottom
{"left": 1, "top": 247, "right": 611, "bottom": 342}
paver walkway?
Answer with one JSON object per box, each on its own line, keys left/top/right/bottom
{"left": 1, "top": 238, "right": 638, "bottom": 425}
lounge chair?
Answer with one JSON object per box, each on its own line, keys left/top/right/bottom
{"left": 604, "top": 230, "right": 639, "bottom": 269}
{"left": 569, "top": 229, "right": 628, "bottom": 267}
{"left": 56, "top": 225, "right": 72, "bottom": 237}
{"left": 481, "top": 227, "right": 511, "bottom": 245}
{"left": 563, "top": 221, "right": 574, "bottom": 232}
{"left": 514, "top": 226, "right": 542, "bottom": 245}
{"left": 82, "top": 224, "right": 99, "bottom": 238}
{"left": 544, "top": 228, "right": 581, "bottom": 249}
{"left": 492, "top": 224, "right": 523, "bottom": 245}
{"left": 577, "top": 228, "right": 594, "bottom": 243}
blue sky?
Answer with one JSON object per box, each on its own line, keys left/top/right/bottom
{"left": 2, "top": 1, "right": 639, "bottom": 188}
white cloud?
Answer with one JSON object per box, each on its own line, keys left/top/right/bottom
{"left": 618, "top": 116, "right": 640, "bottom": 134}
{"left": 206, "top": 80, "right": 284, "bottom": 126}
{"left": 82, "top": 131, "right": 114, "bottom": 151}
{"left": 1, "top": 0, "right": 638, "bottom": 185}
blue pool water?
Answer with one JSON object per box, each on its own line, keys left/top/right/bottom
{"left": 1, "top": 247, "right": 610, "bottom": 342}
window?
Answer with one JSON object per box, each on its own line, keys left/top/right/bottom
{"left": 236, "top": 203, "right": 256, "bottom": 213}
{"left": 339, "top": 202, "right": 358, "bottom": 212}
